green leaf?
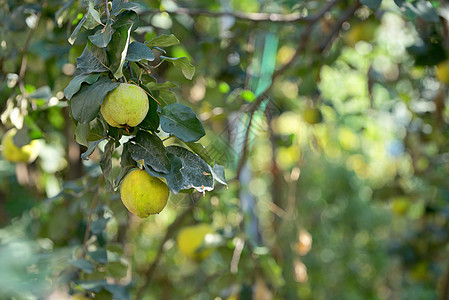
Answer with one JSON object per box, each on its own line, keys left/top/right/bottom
{"left": 100, "top": 140, "right": 115, "bottom": 191}
{"left": 184, "top": 142, "right": 215, "bottom": 166}
{"left": 361, "top": 0, "right": 382, "bottom": 9}
{"left": 128, "top": 131, "right": 171, "bottom": 173}
{"left": 89, "top": 248, "right": 108, "bottom": 264}
{"left": 211, "top": 164, "right": 227, "bottom": 186}
{"left": 88, "top": 20, "right": 113, "bottom": 48}
{"left": 126, "top": 41, "right": 155, "bottom": 62}
{"left": 138, "top": 97, "right": 160, "bottom": 131}
{"left": 114, "top": 142, "right": 138, "bottom": 188}
{"left": 68, "top": 14, "right": 86, "bottom": 44}
{"left": 84, "top": 1, "right": 102, "bottom": 29}
{"left": 165, "top": 146, "right": 213, "bottom": 193}
{"left": 87, "top": 118, "right": 106, "bottom": 141}
{"left": 145, "top": 146, "right": 214, "bottom": 194}
{"left": 77, "top": 41, "right": 110, "bottom": 73}
{"left": 91, "top": 217, "right": 110, "bottom": 235}
{"left": 107, "top": 22, "right": 133, "bottom": 79}
{"left": 146, "top": 81, "right": 178, "bottom": 90}
{"left": 160, "top": 103, "right": 205, "bottom": 142}
{"left": 159, "top": 56, "right": 195, "bottom": 80}
{"left": 405, "top": 0, "right": 439, "bottom": 22}
{"left": 74, "top": 123, "right": 89, "bottom": 146}
{"left": 106, "top": 261, "right": 128, "bottom": 279}
{"left": 77, "top": 280, "right": 107, "bottom": 292}
{"left": 113, "top": 10, "right": 138, "bottom": 30}
{"left": 64, "top": 73, "right": 100, "bottom": 100}
{"left": 157, "top": 89, "right": 178, "bottom": 107}
{"left": 104, "top": 284, "right": 130, "bottom": 300}
{"left": 13, "top": 127, "right": 31, "bottom": 147}
{"left": 70, "top": 77, "right": 119, "bottom": 124}
{"left": 111, "top": 0, "right": 140, "bottom": 15}
{"left": 82, "top": 140, "right": 102, "bottom": 160}
{"left": 146, "top": 34, "right": 180, "bottom": 47}
{"left": 69, "top": 259, "right": 94, "bottom": 274}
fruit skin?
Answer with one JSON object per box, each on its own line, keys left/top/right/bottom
{"left": 70, "top": 294, "right": 90, "bottom": 300}
{"left": 100, "top": 83, "right": 149, "bottom": 128}
{"left": 120, "top": 169, "right": 169, "bottom": 218}
{"left": 436, "top": 60, "right": 449, "bottom": 84}
{"left": 177, "top": 224, "right": 215, "bottom": 260}
{"left": 1, "top": 128, "right": 39, "bottom": 163}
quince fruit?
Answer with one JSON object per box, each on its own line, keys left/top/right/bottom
{"left": 1, "top": 128, "right": 39, "bottom": 163}
{"left": 100, "top": 83, "right": 149, "bottom": 128}
{"left": 177, "top": 223, "right": 215, "bottom": 260}
{"left": 120, "top": 169, "right": 169, "bottom": 217}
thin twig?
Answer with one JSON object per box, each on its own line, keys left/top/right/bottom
{"left": 81, "top": 174, "right": 104, "bottom": 258}
{"left": 135, "top": 197, "right": 199, "bottom": 299}
{"left": 105, "top": 0, "right": 110, "bottom": 20}
{"left": 18, "top": 0, "right": 48, "bottom": 94}
{"left": 141, "top": 7, "right": 316, "bottom": 23}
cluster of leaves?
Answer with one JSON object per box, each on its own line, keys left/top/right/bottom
{"left": 63, "top": 0, "right": 226, "bottom": 194}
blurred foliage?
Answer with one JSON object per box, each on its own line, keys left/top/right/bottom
{"left": 1, "top": 0, "right": 449, "bottom": 299}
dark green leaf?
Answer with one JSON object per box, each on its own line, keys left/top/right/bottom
{"left": 77, "top": 280, "right": 107, "bottom": 292}
{"left": 111, "top": 0, "right": 140, "bottom": 15}
{"left": 126, "top": 41, "right": 155, "bottom": 62}
{"left": 211, "top": 164, "right": 227, "bottom": 186}
{"left": 160, "top": 103, "right": 205, "bottom": 142}
{"left": 112, "top": 10, "right": 139, "bottom": 30}
{"left": 84, "top": 2, "right": 102, "bottom": 29}
{"left": 361, "top": 0, "right": 382, "bottom": 10}
{"left": 138, "top": 98, "right": 160, "bottom": 131}
{"left": 75, "top": 123, "right": 89, "bottom": 146}
{"left": 88, "top": 20, "right": 113, "bottom": 48}
{"left": 87, "top": 118, "right": 106, "bottom": 141}
{"left": 405, "top": 0, "right": 439, "bottom": 22}
{"left": 70, "top": 77, "right": 119, "bottom": 124}
{"left": 114, "top": 142, "right": 138, "bottom": 188}
{"left": 146, "top": 146, "right": 214, "bottom": 194}
{"left": 81, "top": 140, "right": 102, "bottom": 160}
{"left": 166, "top": 146, "right": 213, "bottom": 193}
{"left": 29, "top": 86, "right": 52, "bottom": 101}
{"left": 69, "top": 259, "right": 94, "bottom": 273}
{"left": 106, "top": 261, "right": 128, "bottom": 278}
{"left": 146, "top": 34, "right": 180, "bottom": 47}
{"left": 184, "top": 142, "right": 214, "bottom": 166}
{"left": 68, "top": 15, "right": 86, "bottom": 44}
{"left": 128, "top": 131, "right": 171, "bottom": 173}
{"left": 107, "top": 22, "right": 133, "bottom": 79}
{"left": 91, "top": 217, "right": 110, "bottom": 235}
{"left": 77, "top": 41, "right": 109, "bottom": 73}
{"left": 89, "top": 248, "right": 108, "bottom": 264}
{"left": 64, "top": 73, "right": 100, "bottom": 100}
{"left": 100, "top": 140, "right": 115, "bottom": 191}
{"left": 159, "top": 56, "right": 195, "bottom": 80}
{"left": 104, "top": 284, "right": 130, "bottom": 300}
{"left": 13, "top": 127, "right": 31, "bottom": 147}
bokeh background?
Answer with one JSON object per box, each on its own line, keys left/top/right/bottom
{"left": 1, "top": 0, "right": 449, "bottom": 299}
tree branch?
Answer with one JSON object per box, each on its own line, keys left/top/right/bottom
{"left": 439, "top": 257, "right": 449, "bottom": 300}
{"left": 135, "top": 196, "right": 199, "bottom": 299}
{"left": 235, "top": 0, "right": 342, "bottom": 177}
{"left": 18, "top": 0, "right": 48, "bottom": 94}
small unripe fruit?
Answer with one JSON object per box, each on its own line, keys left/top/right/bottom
{"left": 120, "top": 169, "right": 169, "bottom": 218}
{"left": 100, "top": 83, "right": 149, "bottom": 128}
{"left": 1, "top": 128, "right": 39, "bottom": 163}
{"left": 177, "top": 224, "right": 215, "bottom": 260}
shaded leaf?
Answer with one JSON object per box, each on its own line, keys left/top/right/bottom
{"left": 68, "top": 14, "right": 86, "bottom": 44}
{"left": 104, "top": 284, "right": 130, "bottom": 300}
{"left": 157, "top": 89, "right": 177, "bottom": 107}
{"left": 13, "top": 127, "right": 31, "bottom": 147}
{"left": 64, "top": 73, "right": 100, "bottom": 100}
{"left": 100, "top": 140, "right": 115, "bottom": 191}
{"left": 146, "top": 81, "right": 178, "bottom": 90}
{"left": 111, "top": 0, "right": 140, "bottom": 15}
{"left": 160, "top": 103, "right": 205, "bottom": 142}
{"left": 89, "top": 248, "right": 108, "bottom": 264}
{"left": 69, "top": 259, "right": 94, "bottom": 274}
{"left": 114, "top": 142, "right": 138, "bottom": 188}
{"left": 126, "top": 41, "right": 155, "bottom": 62}
{"left": 29, "top": 86, "right": 52, "bottom": 101}
{"left": 361, "top": 0, "right": 382, "bottom": 10}
{"left": 70, "top": 77, "right": 119, "bottom": 124}
{"left": 91, "top": 217, "right": 110, "bottom": 235}
{"left": 107, "top": 22, "right": 133, "bottom": 79}
{"left": 128, "top": 131, "right": 171, "bottom": 173}
{"left": 159, "top": 56, "right": 195, "bottom": 80}
{"left": 146, "top": 34, "right": 180, "bottom": 47}
{"left": 184, "top": 142, "right": 214, "bottom": 166}
{"left": 88, "top": 20, "right": 113, "bottom": 48}
{"left": 138, "top": 97, "right": 160, "bottom": 131}
{"left": 84, "top": 1, "right": 102, "bottom": 29}
{"left": 81, "top": 140, "right": 102, "bottom": 160}
{"left": 77, "top": 41, "right": 109, "bottom": 73}
{"left": 77, "top": 280, "right": 107, "bottom": 292}
{"left": 74, "top": 123, "right": 89, "bottom": 146}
